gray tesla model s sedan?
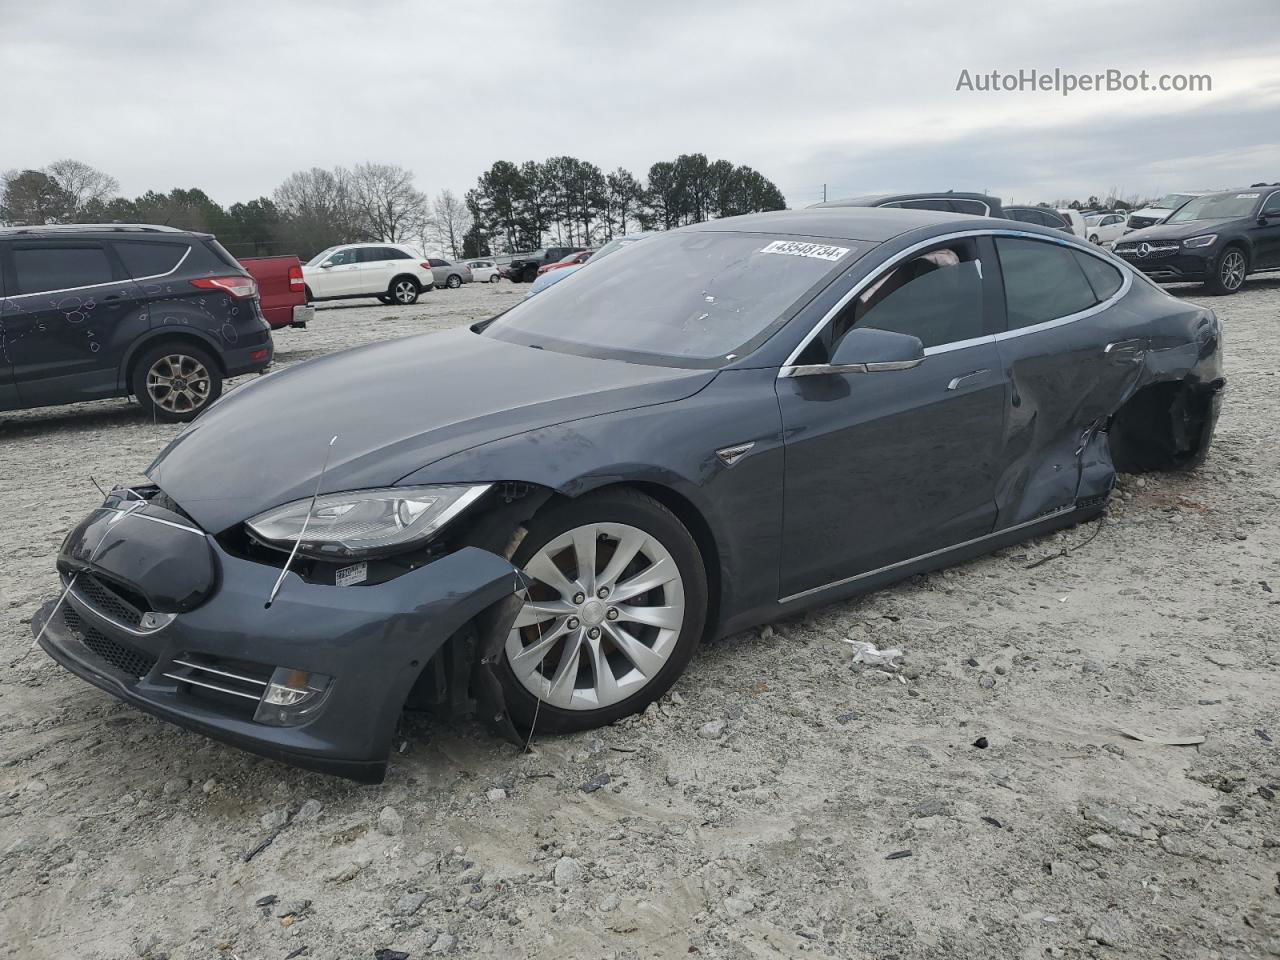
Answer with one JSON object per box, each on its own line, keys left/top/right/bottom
{"left": 35, "top": 207, "right": 1225, "bottom": 781}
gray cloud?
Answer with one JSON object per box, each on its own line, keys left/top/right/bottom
{"left": 2, "top": 0, "right": 1278, "bottom": 207}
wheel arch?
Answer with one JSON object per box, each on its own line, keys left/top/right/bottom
{"left": 121, "top": 329, "right": 227, "bottom": 394}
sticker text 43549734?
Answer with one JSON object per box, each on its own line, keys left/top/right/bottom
{"left": 759, "top": 240, "right": 850, "bottom": 262}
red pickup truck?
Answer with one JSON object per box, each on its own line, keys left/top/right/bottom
{"left": 239, "top": 255, "right": 314, "bottom": 329}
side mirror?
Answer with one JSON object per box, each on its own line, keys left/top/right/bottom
{"left": 788, "top": 327, "right": 925, "bottom": 377}
{"left": 830, "top": 327, "right": 926, "bottom": 372}
{"left": 319, "top": 261, "right": 334, "bottom": 269}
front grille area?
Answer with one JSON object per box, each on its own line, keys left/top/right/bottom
{"left": 61, "top": 605, "right": 157, "bottom": 679}
{"left": 71, "top": 573, "right": 145, "bottom": 629}
{"left": 1127, "top": 216, "right": 1157, "bottom": 229}
{"left": 1115, "top": 242, "right": 1180, "bottom": 261}
{"left": 162, "top": 654, "right": 273, "bottom": 715}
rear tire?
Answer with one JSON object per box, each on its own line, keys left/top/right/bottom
{"left": 131, "top": 342, "right": 223, "bottom": 423}
{"left": 1203, "top": 245, "right": 1247, "bottom": 295}
{"left": 488, "top": 274, "right": 500, "bottom": 283}
{"left": 389, "top": 276, "right": 420, "bottom": 305}
{"left": 498, "top": 489, "right": 708, "bottom": 733}
{"left": 446, "top": 274, "right": 462, "bottom": 289}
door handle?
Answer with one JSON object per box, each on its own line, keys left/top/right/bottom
{"left": 947, "top": 369, "right": 989, "bottom": 390}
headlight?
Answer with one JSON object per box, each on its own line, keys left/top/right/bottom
{"left": 1183, "top": 234, "right": 1218, "bottom": 248}
{"left": 246, "top": 484, "right": 491, "bottom": 560}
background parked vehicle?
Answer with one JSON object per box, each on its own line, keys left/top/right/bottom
{"left": 464, "top": 259, "right": 502, "bottom": 282}
{"left": 815, "top": 191, "right": 1003, "bottom": 216}
{"left": 1004, "top": 205, "right": 1073, "bottom": 232}
{"left": 1055, "top": 209, "right": 1088, "bottom": 238}
{"left": 506, "top": 246, "right": 587, "bottom": 282}
{"left": 240, "top": 255, "right": 312, "bottom": 329}
{"left": 0, "top": 224, "right": 272, "bottom": 421}
{"left": 1126, "top": 192, "right": 1205, "bottom": 230}
{"left": 536, "top": 249, "right": 593, "bottom": 276}
{"left": 426, "top": 258, "right": 473, "bottom": 289}
{"left": 1113, "top": 185, "right": 1280, "bottom": 294}
{"left": 1085, "top": 213, "right": 1129, "bottom": 245}
{"left": 524, "top": 233, "right": 651, "bottom": 297}
{"left": 302, "top": 243, "right": 434, "bottom": 305}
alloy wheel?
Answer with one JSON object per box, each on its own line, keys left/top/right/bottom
{"left": 506, "top": 522, "right": 685, "bottom": 710}
{"left": 447, "top": 275, "right": 462, "bottom": 289}
{"left": 394, "top": 280, "right": 417, "bottom": 304}
{"left": 146, "top": 354, "right": 212, "bottom": 415}
{"left": 1220, "top": 250, "right": 1245, "bottom": 291}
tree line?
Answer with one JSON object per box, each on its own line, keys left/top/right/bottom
{"left": 1, "top": 153, "right": 787, "bottom": 262}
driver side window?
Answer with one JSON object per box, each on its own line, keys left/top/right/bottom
{"left": 1263, "top": 192, "right": 1280, "bottom": 216}
{"left": 826, "top": 241, "right": 985, "bottom": 353}
{"left": 327, "top": 248, "right": 357, "bottom": 266}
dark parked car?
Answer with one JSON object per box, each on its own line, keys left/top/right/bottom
{"left": 815, "top": 191, "right": 1003, "bottom": 217}
{"left": 1113, "top": 186, "right": 1280, "bottom": 294}
{"left": 1004, "top": 205, "right": 1073, "bottom": 233}
{"left": 0, "top": 224, "right": 273, "bottom": 421}
{"left": 506, "top": 246, "right": 587, "bottom": 283}
{"left": 35, "top": 208, "right": 1224, "bottom": 781}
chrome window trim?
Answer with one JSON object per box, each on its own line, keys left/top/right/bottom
{"left": 883, "top": 198, "right": 992, "bottom": 216}
{"left": 778, "top": 504, "right": 1076, "bottom": 605}
{"left": 5, "top": 243, "right": 192, "bottom": 299}
{"left": 777, "top": 228, "right": 1133, "bottom": 376}
{"left": 1261, "top": 190, "right": 1280, "bottom": 217}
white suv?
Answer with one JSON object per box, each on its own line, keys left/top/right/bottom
{"left": 302, "top": 243, "right": 434, "bottom": 305}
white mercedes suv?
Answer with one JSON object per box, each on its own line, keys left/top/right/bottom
{"left": 302, "top": 243, "right": 435, "bottom": 305}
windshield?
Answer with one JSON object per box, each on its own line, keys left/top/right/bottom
{"left": 482, "top": 230, "right": 865, "bottom": 366}
{"left": 306, "top": 246, "right": 340, "bottom": 266}
{"left": 1166, "top": 193, "right": 1259, "bottom": 223}
{"left": 1153, "top": 193, "right": 1195, "bottom": 210}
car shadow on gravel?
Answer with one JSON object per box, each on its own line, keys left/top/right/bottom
{"left": 0, "top": 400, "right": 157, "bottom": 437}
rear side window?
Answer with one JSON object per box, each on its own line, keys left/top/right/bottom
{"left": 11, "top": 244, "right": 115, "bottom": 294}
{"left": 895, "top": 199, "right": 955, "bottom": 212}
{"left": 114, "top": 240, "right": 189, "bottom": 278}
{"left": 996, "top": 237, "right": 1097, "bottom": 328}
{"left": 951, "top": 199, "right": 990, "bottom": 215}
{"left": 1073, "top": 251, "right": 1124, "bottom": 301}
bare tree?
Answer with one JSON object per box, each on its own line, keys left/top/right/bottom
{"left": 272, "top": 166, "right": 360, "bottom": 256}
{"left": 426, "top": 189, "right": 472, "bottom": 259}
{"left": 45, "top": 159, "right": 119, "bottom": 217}
{"left": 350, "top": 162, "right": 428, "bottom": 244}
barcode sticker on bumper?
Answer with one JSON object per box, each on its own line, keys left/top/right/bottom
{"left": 336, "top": 561, "right": 368, "bottom": 587}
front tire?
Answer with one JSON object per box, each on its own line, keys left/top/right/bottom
{"left": 389, "top": 277, "right": 420, "bottom": 305}
{"left": 131, "top": 342, "right": 222, "bottom": 423}
{"left": 499, "top": 489, "right": 708, "bottom": 733}
{"left": 1204, "top": 246, "right": 1247, "bottom": 295}
{"left": 1089, "top": 234, "right": 1100, "bottom": 244}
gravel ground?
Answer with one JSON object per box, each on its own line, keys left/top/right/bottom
{"left": 1, "top": 278, "right": 1278, "bottom": 960}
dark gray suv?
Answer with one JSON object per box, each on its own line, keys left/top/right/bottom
{"left": 0, "top": 224, "right": 273, "bottom": 421}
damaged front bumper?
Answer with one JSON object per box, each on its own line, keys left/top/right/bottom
{"left": 35, "top": 494, "right": 518, "bottom": 783}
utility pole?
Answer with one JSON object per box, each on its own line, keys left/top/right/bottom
{"left": 822, "top": 183, "right": 827, "bottom": 203}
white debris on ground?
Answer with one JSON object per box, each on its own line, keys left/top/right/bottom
{"left": 1, "top": 279, "right": 1278, "bottom": 959}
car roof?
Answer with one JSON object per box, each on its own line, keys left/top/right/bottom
{"left": 0, "top": 223, "right": 204, "bottom": 239}
{"left": 691, "top": 206, "right": 1000, "bottom": 243}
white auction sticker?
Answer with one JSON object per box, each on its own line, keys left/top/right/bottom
{"left": 759, "top": 240, "right": 849, "bottom": 261}
{"left": 1236, "top": 193, "right": 1259, "bottom": 199}
{"left": 335, "top": 561, "right": 368, "bottom": 587}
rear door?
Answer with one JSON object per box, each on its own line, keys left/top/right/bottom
{"left": 1, "top": 239, "right": 141, "bottom": 407}
{"left": 776, "top": 235, "right": 1007, "bottom": 598}
{"left": 989, "top": 235, "right": 1141, "bottom": 524}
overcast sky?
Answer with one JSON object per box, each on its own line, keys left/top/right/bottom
{"left": 4, "top": 0, "right": 1279, "bottom": 208}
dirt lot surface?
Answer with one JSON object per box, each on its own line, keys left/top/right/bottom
{"left": 2, "top": 278, "right": 1278, "bottom": 960}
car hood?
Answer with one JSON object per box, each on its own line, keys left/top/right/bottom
{"left": 1119, "top": 218, "right": 1239, "bottom": 243}
{"left": 148, "top": 328, "right": 716, "bottom": 532}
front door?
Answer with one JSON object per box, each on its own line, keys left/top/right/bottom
{"left": 312, "top": 247, "right": 362, "bottom": 297}
{"left": 1254, "top": 190, "right": 1280, "bottom": 269}
{"left": 776, "top": 237, "right": 1007, "bottom": 599}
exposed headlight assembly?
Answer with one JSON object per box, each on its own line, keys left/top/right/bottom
{"left": 246, "top": 484, "right": 491, "bottom": 560}
{"left": 1183, "top": 234, "right": 1218, "bottom": 248}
